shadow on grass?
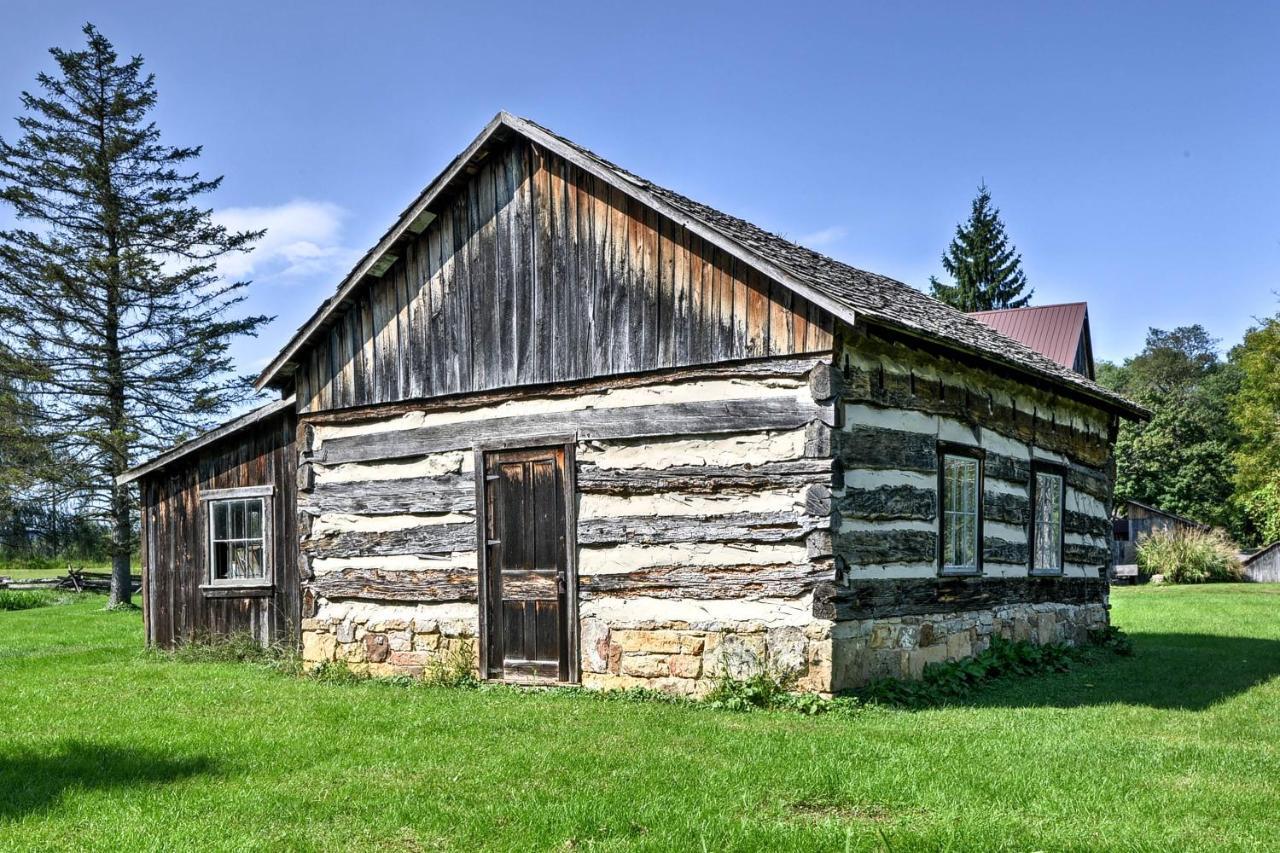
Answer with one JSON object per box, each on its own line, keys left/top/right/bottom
{"left": 967, "top": 632, "right": 1280, "bottom": 711}
{"left": 0, "top": 739, "right": 216, "bottom": 820}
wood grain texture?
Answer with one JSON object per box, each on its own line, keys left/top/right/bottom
{"left": 297, "top": 138, "right": 833, "bottom": 414}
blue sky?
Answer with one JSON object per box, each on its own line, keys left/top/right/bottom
{"left": 3, "top": 1, "right": 1278, "bottom": 377}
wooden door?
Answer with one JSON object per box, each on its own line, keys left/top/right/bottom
{"left": 480, "top": 445, "right": 575, "bottom": 682}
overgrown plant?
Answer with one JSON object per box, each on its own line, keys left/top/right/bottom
{"left": 170, "top": 631, "right": 301, "bottom": 674}
{"left": 0, "top": 589, "right": 69, "bottom": 611}
{"left": 856, "top": 631, "right": 1134, "bottom": 709}
{"left": 1137, "top": 527, "right": 1243, "bottom": 583}
{"left": 423, "top": 640, "right": 479, "bottom": 689}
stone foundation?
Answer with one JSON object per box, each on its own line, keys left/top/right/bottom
{"left": 300, "top": 600, "right": 478, "bottom": 678}
{"left": 830, "top": 601, "right": 1109, "bottom": 691}
{"left": 298, "top": 598, "right": 1107, "bottom": 695}
{"left": 579, "top": 616, "right": 833, "bottom": 697}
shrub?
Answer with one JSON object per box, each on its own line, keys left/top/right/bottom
{"left": 0, "top": 590, "right": 62, "bottom": 611}
{"left": 423, "top": 640, "right": 479, "bottom": 689}
{"left": 1137, "top": 527, "right": 1243, "bottom": 583}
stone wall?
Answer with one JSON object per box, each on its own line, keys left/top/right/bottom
{"left": 300, "top": 600, "right": 478, "bottom": 678}
{"left": 830, "top": 601, "right": 1109, "bottom": 690}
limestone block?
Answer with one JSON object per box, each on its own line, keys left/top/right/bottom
{"left": 620, "top": 653, "right": 670, "bottom": 679}
{"left": 607, "top": 643, "right": 622, "bottom": 674}
{"left": 767, "top": 626, "right": 808, "bottom": 675}
{"left": 708, "top": 633, "right": 767, "bottom": 680}
{"left": 581, "top": 618, "right": 612, "bottom": 674}
{"left": 651, "top": 676, "right": 699, "bottom": 696}
{"left": 338, "top": 642, "right": 365, "bottom": 663}
{"left": 300, "top": 618, "right": 324, "bottom": 632}
{"left": 679, "top": 634, "right": 705, "bottom": 655}
{"left": 301, "top": 631, "right": 336, "bottom": 662}
{"left": 412, "top": 618, "right": 439, "bottom": 635}
{"left": 414, "top": 632, "right": 441, "bottom": 652}
{"left": 388, "top": 630, "right": 413, "bottom": 652}
{"left": 389, "top": 651, "right": 433, "bottom": 668}
{"left": 364, "top": 633, "right": 390, "bottom": 663}
{"left": 335, "top": 622, "right": 355, "bottom": 644}
{"left": 907, "top": 644, "right": 948, "bottom": 679}
{"left": 945, "top": 630, "right": 973, "bottom": 661}
{"left": 667, "top": 653, "right": 703, "bottom": 679}
{"left": 613, "top": 629, "right": 682, "bottom": 654}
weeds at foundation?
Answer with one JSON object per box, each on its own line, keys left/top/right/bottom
{"left": 169, "top": 631, "right": 302, "bottom": 675}
{"left": 422, "top": 640, "right": 479, "bottom": 689}
{"left": 855, "top": 630, "right": 1135, "bottom": 709}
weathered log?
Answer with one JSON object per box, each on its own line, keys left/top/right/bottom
{"left": 838, "top": 528, "right": 937, "bottom": 565}
{"left": 984, "top": 492, "right": 1028, "bottom": 526}
{"left": 1064, "top": 542, "right": 1110, "bottom": 567}
{"left": 304, "top": 473, "right": 475, "bottom": 516}
{"left": 304, "top": 523, "right": 476, "bottom": 559}
{"left": 983, "top": 537, "right": 1029, "bottom": 565}
{"left": 318, "top": 396, "right": 834, "bottom": 465}
{"left": 812, "top": 575, "right": 1107, "bottom": 620}
{"left": 836, "top": 426, "right": 937, "bottom": 473}
{"left": 808, "top": 361, "right": 842, "bottom": 402}
{"left": 578, "top": 511, "right": 825, "bottom": 546}
{"left": 309, "top": 568, "right": 478, "bottom": 602}
{"left": 581, "top": 561, "right": 830, "bottom": 600}
{"left": 574, "top": 459, "right": 834, "bottom": 496}
{"left": 839, "top": 485, "right": 936, "bottom": 522}
{"left": 1065, "top": 510, "right": 1110, "bottom": 539}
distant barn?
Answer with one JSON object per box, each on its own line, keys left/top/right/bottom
{"left": 1242, "top": 542, "right": 1280, "bottom": 583}
{"left": 1112, "top": 500, "right": 1210, "bottom": 566}
{"left": 969, "top": 302, "right": 1095, "bottom": 379}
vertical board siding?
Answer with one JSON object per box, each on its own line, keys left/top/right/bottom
{"left": 299, "top": 140, "right": 833, "bottom": 413}
{"left": 140, "top": 411, "right": 299, "bottom": 650}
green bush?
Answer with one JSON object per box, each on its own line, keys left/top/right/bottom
{"left": 1137, "top": 527, "right": 1243, "bottom": 583}
{"left": 0, "top": 589, "right": 62, "bottom": 611}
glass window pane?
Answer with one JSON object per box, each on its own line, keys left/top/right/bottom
{"left": 247, "top": 500, "right": 263, "bottom": 540}
{"left": 942, "top": 455, "right": 980, "bottom": 572}
{"left": 245, "top": 546, "right": 264, "bottom": 579}
{"left": 231, "top": 500, "right": 246, "bottom": 540}
{"left": 213, "top": 542, "right": 229, "bottom": 579}
{"left": 214, "top": 502, "right": 229, "bottom": 541}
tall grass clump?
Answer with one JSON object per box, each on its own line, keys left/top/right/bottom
{"left": 1137, "top": 527, "right": 1242, "bottom": 583}
{"left": 0, "top": 589, "right": 61, "bottom": 611}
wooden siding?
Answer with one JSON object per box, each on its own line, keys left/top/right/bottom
{"left": 295, "top": 140, "right": 832, "bottom": 413}
{"left": 140, "top": 410, "right": 299, "bottom": 649}
{"left": 297, "top": 357, "right": 836, "bottom": 612}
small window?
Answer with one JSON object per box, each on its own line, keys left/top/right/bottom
{"left": 1031, "top": 469, "right": 1065, "bottom": 574}
{"left": 939, "top": 449, "right": 982, "bottom": 574}
{"left": 209, "top": 498, "right": 267, "bottom": 583}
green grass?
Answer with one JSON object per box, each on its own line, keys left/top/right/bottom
{"left": 3, "top": 586, "right": 1280, "bottom": 850}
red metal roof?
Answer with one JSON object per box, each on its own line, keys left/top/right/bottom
{"left": 967, "top": 302, "right": 1090, "bottom": 375}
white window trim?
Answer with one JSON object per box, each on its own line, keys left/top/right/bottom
{"left": 202, "top": 490, "right": 273, "bottom": 589}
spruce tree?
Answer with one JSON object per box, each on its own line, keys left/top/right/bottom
{"left": 929, "top": 183, "right": 1033, "bottom": 311}
{"left": 0, "top": 25, "right": 269, "bottom": 605}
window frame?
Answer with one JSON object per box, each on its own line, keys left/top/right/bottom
{"left": 200, "top": 485, "right": 274, "bottom": 589}
{"left": 936, "top": 442, "right": 985, "bottom": 576}
{"left": 1029, "top": 461, "right": 1067, "bottom": 576}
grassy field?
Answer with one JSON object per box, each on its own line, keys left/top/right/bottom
{"left": 3, "top": 585, "right": 1279, "bottom": 850}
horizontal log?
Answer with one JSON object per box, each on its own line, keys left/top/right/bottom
{"left": 839, "top": 485, "right": 936, "bottom": 522}
{"left": 985, "top": 453, "right": 1030, "bottom": 485}
{"left": 984, "top": 537, "right": 1029, "bottom": 566}
{"left": 984, "top": 492, "right": 1028, "bottom": 526}
{"left": 837, "top": 426, "right": 937, "bottom": 473}
{"left": 812, "top": 575, "right": 1107, "bottom": 621}
{"left": 579, "top": 511, "right": 826, "bottom": 546}
{"left": 309, "top": 568, "right": 477, "bottom": 602}
{"left": 304, "top": 523, "right": 475, "bottom": 559}
{"left": 838, "top": 529, "right": 937, "bottom": 565}
{"left": 1064, "top": 542, "right": 1110, "bottom": 567}
{"left": 304, "top": 473, "right": 475, "bottom": 516}
{"left": 581, "top": 561, "right": 830, "bottom": 600}
{"left": 575, "top": 459, "right": 834, "bottom": 496}
{"left": 320, "top": 397, "right": 834, "bottom": 465}
{"left": 1065, "top": 510, "right": 1110, "bottom": 539}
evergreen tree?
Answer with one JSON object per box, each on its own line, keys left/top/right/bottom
{"left": 0, "top": 25, "right": 268, "bottom": 605}
{"left": 929, "top": 183, "right": 1033, "bottom": 311}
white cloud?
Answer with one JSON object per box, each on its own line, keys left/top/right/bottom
{"left": 797, "top": 225, "right": 847, "bottom": 248}
{"left": 214, "top": 199, "right": 355, "bottom": 281}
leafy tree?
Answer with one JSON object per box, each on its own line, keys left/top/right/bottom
{"left": 0, "top": 25, "right": 268, "bottom": 605}
{"left": 1229, "top": 312, "right": 1280, "bottom": 544}
{"left": 929, "top": 183, "right": 1033, "bottom": 311}
{"left": 1098, "top": 326, "right": 1244, "bottom": 538}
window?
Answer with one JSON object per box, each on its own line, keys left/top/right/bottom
{"left": 208, "top": 498, "right": 267, "bottom": 583}
{"left": 1031, "top": 468, "right": 1065, "bottom": 574}
{"left": 939, "top": 448, "right": 982, "bottom": 574}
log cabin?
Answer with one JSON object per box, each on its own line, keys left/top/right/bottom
{"left": 118, "top": 113, "right": 1146, "bottom": 694}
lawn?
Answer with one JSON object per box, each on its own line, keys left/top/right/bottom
{"left": 3, "top": 586, "right": 1280, "bottom": 851}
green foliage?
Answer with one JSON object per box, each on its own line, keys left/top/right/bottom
{"left": 1099, "top": 325, "right": 1246, "bottom": 539}
{"left": 1229, "top": 312, "right": 1280, "bottom": 544}
{"left": 856, "top": 632, "right": 1132, "bottom": 709}
{"left": 422, "top": 640, "right": 479, "bottom": 689}
{"left": 928, "top": 183, "right": 1032, "bottom": 311}
{"left": 0, "top": 589, "right": 62, "bottom": 611}
{"left": 1136, "top": 527, "right": 1242, "bottom": 584}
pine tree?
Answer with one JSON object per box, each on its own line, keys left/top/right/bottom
{"left": 929, "top": 183, "right": 1032, "bottom": 311}
{"left": 0, "top": 25, "right": 269, "bottom": 605}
